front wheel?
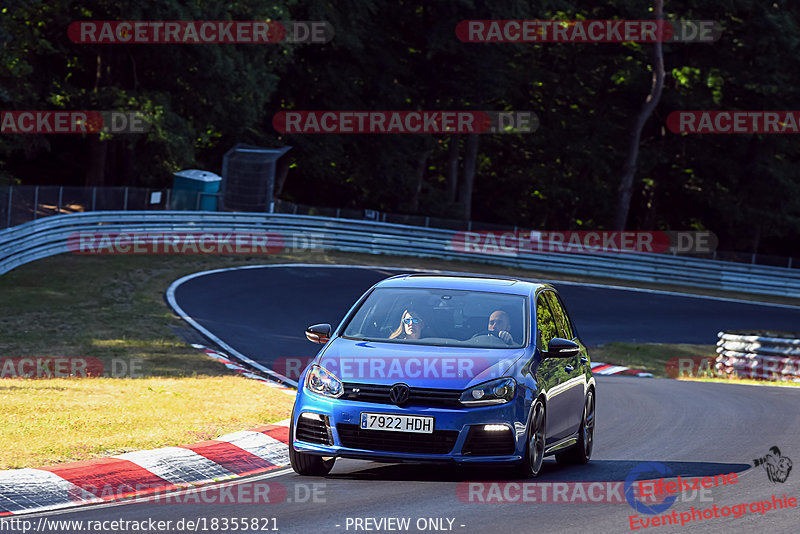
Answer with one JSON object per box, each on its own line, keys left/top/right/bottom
{"left": 556, "top": 389, "right": 595, "bottom": 465}
{"left": 520, "top": 400, "right": 546, "bottom": 478}
{"left": 289, "top": 414, "right": 335, "bottom": 476}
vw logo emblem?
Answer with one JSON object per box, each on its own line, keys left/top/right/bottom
{"left": 389, "top": 383, "right": 410, "bottom": 405}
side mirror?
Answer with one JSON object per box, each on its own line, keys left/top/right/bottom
{"left": 546, "top": 337, "right": 580, "bottom": 358}
{"left": 305, "top": 323, "right": 332, "bottom": 344}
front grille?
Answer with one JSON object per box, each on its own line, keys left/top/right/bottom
{"left": 336, "top": 423, "right": 459, "bottom": 454}
{"left": 296, "top": 415, "right": 332, "bottom": 445}
{"left": 461, "top": 425, "right": 516, "bottom": 456}
{"left": 341, "top": 383, "right": 462, "bottom": 407}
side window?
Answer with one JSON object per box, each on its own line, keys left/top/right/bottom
{"left": 545, "top": 291, "right": 574, "bottom": 340}
{"left": 536, "top": 294, "right": 558, "bottom": 352}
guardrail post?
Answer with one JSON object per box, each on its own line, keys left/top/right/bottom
{"left": 789, "top": 257, "right": 793, "bottom": 269}
{"left": 425, "top": 216, "right": 429, "bottom": 227}
{"left": 336, "top": 208, "right": 340, "bottom": 218}
{"left": 123, "top": 187, "right": 129, "bottom": 210}
{"left": 91, "top": 187, "right": 97, "bottom": 211}
{"left": 5, "top": 186, "right": 11, "bottom": 228}
{"left": 165, "top": 189, "right": 171, "bottom": 209}
{"left": 196, "top": 192, "right": 202, "bottom": 210}
{"left": 32, "top": 186, "right": 39, "bottom": 220}
{"left": 57, "top": 186, "right": 63, "bottom": 214}
{"left": 751, "top": 253, "right": 756, "bottom": 264}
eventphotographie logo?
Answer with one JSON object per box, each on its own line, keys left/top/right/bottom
{"left": 754, "top": 446, "right": 793, "bottom": 483}
{"left": 625, "top": 463, "right": 679, "bottom": 515}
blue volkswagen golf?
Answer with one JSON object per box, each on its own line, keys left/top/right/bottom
{"left": 289, "top": 274, "right": 595, "bottom": 477}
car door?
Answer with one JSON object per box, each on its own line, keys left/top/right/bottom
{"left": 534, "top": 292, "right": 574, "bottom": 442}
{"left": 544, "top": 290, "right": 586, "bottom": 435}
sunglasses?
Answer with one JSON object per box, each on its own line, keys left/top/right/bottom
{"left": 403, "top": 317, "right": 422, "bottom": 325}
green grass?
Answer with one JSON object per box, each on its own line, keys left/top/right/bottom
{"left": 0, "top": 254, "right": 313, "bottom": 469}
{"left": 676, "top": 376, "right": 800, "bottom": 387}
{"left": 590, "top": 342, "right": 717, "bottom": 378}
{"left": 590, "top": 342, "right": 800, "bottom": 387}
{"left": 0, "top": 254, "right": 272, "bottom": 375}
{"left": 0, "top": 377, "right": 295, "bottom": 470}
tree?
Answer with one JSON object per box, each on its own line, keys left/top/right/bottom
{"left": 614, "top": 0, "right": 665, "bottom": 230}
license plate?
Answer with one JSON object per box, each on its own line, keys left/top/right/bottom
{"left": 360, "top": 412, "right": 434, "bottom": 434}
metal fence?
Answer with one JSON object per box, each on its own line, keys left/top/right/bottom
{"left": 0, "top": 186, "right": 172, "bottom": 228}
{"left": 1, "top": 185, "right": 799, "bottom": 270}
{"left": 2, "top": 210, "right": 800, "bottom": 299}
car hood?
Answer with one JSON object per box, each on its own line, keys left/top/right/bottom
{"left": 315, "top": 337, "right": 528, "bottom": 389}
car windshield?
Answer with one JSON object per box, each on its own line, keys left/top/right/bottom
{"left": 342, "top": 287, "right": 528, "bottom": 348}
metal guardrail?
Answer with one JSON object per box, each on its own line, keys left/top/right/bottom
{"left": 716, "top": 332, "right": 800, "bottom": 382}
{"left": 1, "top": 211, "right": 800, "bottom": 299}
{"left": 4, "top": 185, "right": 800, "bottom": 270}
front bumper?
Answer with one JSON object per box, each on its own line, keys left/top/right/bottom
{"left": 291, "top": 388, "right": 531, "bottom": 463}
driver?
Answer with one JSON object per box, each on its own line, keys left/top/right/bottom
{"left": 486, "top": 310, "right": 515, "bottom": 345}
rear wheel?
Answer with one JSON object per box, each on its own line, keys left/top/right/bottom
{"left": 289, "top": 413, "right": 335, "bottom": 476}
{"left": 520, "top": 400, "right": 546, "bottom": 478}
{"left": 556, "top": 389, "right": 595, "bottom": 465}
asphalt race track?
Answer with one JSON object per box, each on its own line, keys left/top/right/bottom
{"left": 26, "top": 265, "right": 800, "bottom": 534}
{"left": 169, "top": 265, "right": 800, "bottom": 368}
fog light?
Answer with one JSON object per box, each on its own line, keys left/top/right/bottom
{"left": 301, "top": 412, "right": 323, "bottom": 421}
{"left": 483, "top": 424, "right": 508, "bottom": 431}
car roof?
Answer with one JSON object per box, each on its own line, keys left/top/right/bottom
{"left": 374, "top": 273, "right": 548, "bottom": 296}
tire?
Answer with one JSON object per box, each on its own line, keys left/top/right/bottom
{"left": 556, "top": 389, "right": 595, "bottom": 465}
{"left": 289, "top": 413, "right": 336, "bottom": 476}
{"left": 520, "top": 400, "right": 546, "bottom": 478}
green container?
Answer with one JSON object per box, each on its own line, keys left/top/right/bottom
{"left": 172, "top": 170, "right": 221, "bottom": 210}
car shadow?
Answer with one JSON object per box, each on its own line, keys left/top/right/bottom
{"left": 326, "top": 459, "right": 752, "bottom": 482}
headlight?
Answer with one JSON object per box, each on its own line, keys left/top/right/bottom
{"left": 305, "top": 365, "right": 343, "bottom": 398}
{"left": 460, "top": 378, "right": 516, "bottom": 406}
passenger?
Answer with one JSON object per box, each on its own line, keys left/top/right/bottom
{"left": 389, "top": 309, "right": 426, "bottom": 340}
